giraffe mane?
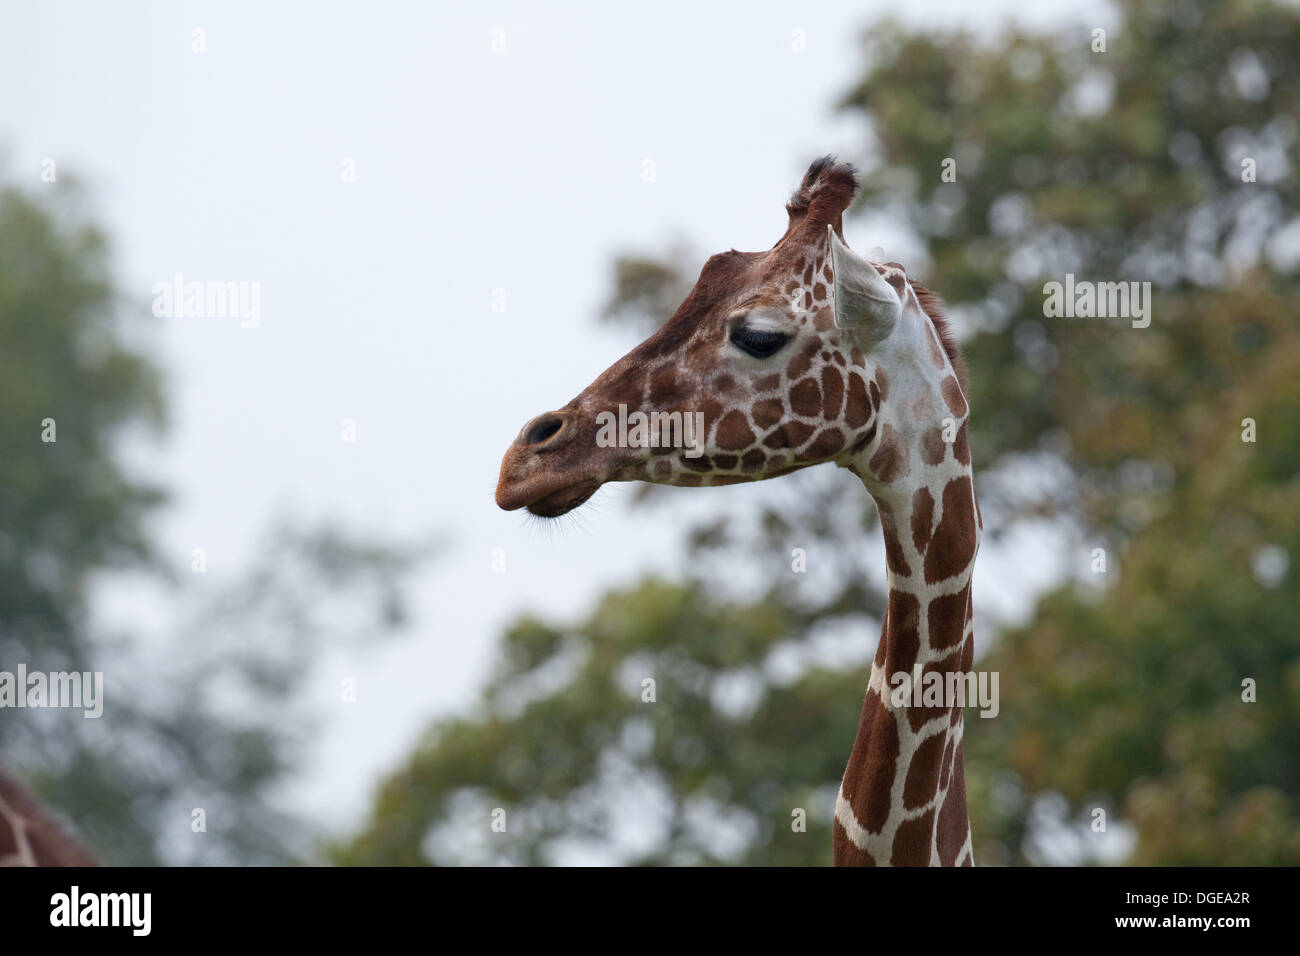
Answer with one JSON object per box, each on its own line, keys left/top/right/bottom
{"left": 909, "top": 282, "right": 969, "bottom": 395}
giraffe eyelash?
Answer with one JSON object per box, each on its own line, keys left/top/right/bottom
{"left": 729, "top": 326, "right": 790, "bottom": 359}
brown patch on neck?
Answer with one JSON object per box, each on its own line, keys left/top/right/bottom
{"left": 923, "top": 476, "right": 977, "bottom": 584}
{"left": 839, "top": 687, "right": 899, "bottom": 839}
{"left": 890, "top": 806, "right": 936, "bottom": 866}
{"left": 940, "top": 375, "right": 968, "bottom": 418}
{"left": 921, "top": 427, "right": 947, "bottom": 466}
{"left": 875, "top": 588, "right": 920, "bottom": 675}
{"left": 832, "top": 820, "right": 877, "bottom": 865}
{"left": 911, "top": 487, "right": 935, "bottom": 553}
{"left": 868, "top": 424, "right": 909, "bottom": 482}
{"left": 935, "top": 743, "right": 970, "bottom": 865}
{"left": 928, "top": 583, "right": 972, "bottom": 652}
{"left": 878, "top": 508, "right": 913, "bottom": 578}
{"left": 903, "top": 733, "right": 946, "bottom": 810}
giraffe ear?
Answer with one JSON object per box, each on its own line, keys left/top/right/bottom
{"left": 827, "top": 225, "right": 901, "bottom": 339}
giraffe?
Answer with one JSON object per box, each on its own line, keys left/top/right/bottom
{"left": 496, "top": 157, "right": 980, "bottom": 866}
{"left": 0, "top": 764, "right": 97, "bottom": 865}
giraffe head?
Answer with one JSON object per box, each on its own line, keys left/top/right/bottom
{"left": 496, "top": 157, "right": 968, "bottom": 518}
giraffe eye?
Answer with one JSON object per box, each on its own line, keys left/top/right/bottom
{"left": 730, "top": 326, "right": 789, "bottom": 359}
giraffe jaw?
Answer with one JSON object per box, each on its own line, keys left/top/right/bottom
{"left": 496, "top": 469, "right": 604, "bottom": 518}
{"left": 523, "top": 478, "right": 601, "bottom": 518}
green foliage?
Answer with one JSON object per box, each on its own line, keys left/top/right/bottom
{"left": 842, "top": 0, "right": 1300, "bottom": 489}
{"left": 0, "top": 183, "right": 164, "bottom": 666}
{"left": 337, "top": 579, "right": 869, "bottom": 865}
{"left": 970, "top": 292, "right": 1300, "bottom": 864}
{"left": 599, "top": 242, "right": 697, "bottom": 335}
{"left": 346, "top": 0, "right": 1300, "bottom": 865}
{"left": 837, "top": 0, "right": 1300, "bottom": 864}
{"left": 0, "top": 179, "right": 424, "bottom": 864}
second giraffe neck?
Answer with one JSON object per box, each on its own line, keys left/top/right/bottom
{"left": 832, "top": 460, "right": 980, "bottom": 866}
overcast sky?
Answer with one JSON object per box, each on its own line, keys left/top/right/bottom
{"left": 2, "top": 0, "right": 1117, "bottom": 836}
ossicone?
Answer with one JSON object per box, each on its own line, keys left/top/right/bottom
{"left": 785, "top": 155, "right": 860, "bottom": 238}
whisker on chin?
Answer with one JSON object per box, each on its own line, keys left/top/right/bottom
{"left": 520, "top": 490, "right": 604, "bottom": 540}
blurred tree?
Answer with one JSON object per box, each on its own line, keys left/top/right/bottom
{"left": 343, "top": 0, "right": 1300, "bottom": 865}
{"left": 0, "top": 181, "right": 164, "bottom": 669}
{"left": 598, "top": 241, "right": 697, "bottom": 336}
{"left": 838, "top": 0, "right": 1300, "bottom": 866}
{"left": 336, "top": 579, "right": 875, "bottom": 865}
{"left": 0, "top": 179, "right": 425, "bottom": 864}
{"left": 968, "top": 288, "right": 1300, "bottom": 865}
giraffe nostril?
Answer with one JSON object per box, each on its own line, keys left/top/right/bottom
{"left": 522, "top": 414, "right": 565, "bottom": 447}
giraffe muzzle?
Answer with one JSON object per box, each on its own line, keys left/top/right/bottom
{"left": 496, "top": 409, "right": 613, "bottom": 516}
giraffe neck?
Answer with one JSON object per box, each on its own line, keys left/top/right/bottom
{"left": 832, "top": 472, "right": 979, "bottom": 866}
{"left": 831, "top": 323, "right": 980, "bottom": 864}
